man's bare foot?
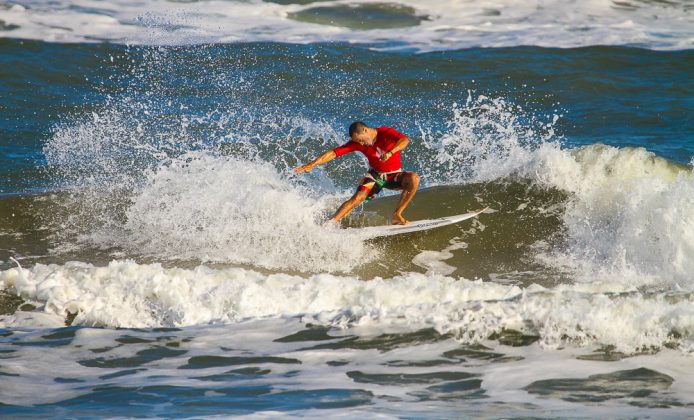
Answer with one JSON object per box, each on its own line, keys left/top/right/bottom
{"left": 391, "top": 214, "right": 410, "bottom": 225}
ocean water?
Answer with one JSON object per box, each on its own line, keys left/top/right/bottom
{"left": 1, "top": 0, "right": 694, "bottom": 417}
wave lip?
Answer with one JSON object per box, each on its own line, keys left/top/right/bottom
{"left": 0, "top": 0, "right": 692, "bottom": 50}
{"left": 528, "top": 144, "right": 694, "bottom": 287}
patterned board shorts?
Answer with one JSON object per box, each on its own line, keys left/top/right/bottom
{"left": 357, "top": 168, "right": 412, "bottom": 201}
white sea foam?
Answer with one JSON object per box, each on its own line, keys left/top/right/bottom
{"left": 116, "top": 153, "right": 369, "bottom": 271}
{"left": 411, "top": 238, "right": 468, "bottom": 275}
{"left": 534, "top": 145, "right": 694, "bottom": 286}
{"left": 491, "top": 141, "right": 694, "bottom": 287}
{"left": 419, "top": 95, "right": 694, "bottom": 288}
{"left": 0, "top": 0, "right": 692, "bottom": 51}
{"left": 44, "top": 106, "right": 370, "bottom": 272}
{"left": 1, "top": 260, "right": 693, "bottom": 354}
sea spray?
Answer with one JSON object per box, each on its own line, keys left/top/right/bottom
{"left": 121, "top": 154, "right": 369, "bottom": 271}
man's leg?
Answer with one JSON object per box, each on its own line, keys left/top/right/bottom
{"left": 392, "top": 172, "right": 420, "bottom": 225}
{"left": 331, "top": 189, "right": 370, "bottom": 222}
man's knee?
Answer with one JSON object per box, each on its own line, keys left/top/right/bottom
{"left": 352, "top": 190, "right": 369, "bottom": 203}
{"left": 405, "top": 172, "right": 420, "bottom": 188}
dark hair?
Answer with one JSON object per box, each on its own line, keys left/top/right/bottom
{"left": 349, "top": 121, "right": 368, "bottom": 137}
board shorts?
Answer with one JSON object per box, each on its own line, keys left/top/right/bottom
{"left": 357, "top": 168, "right": 411, "bottom": 201}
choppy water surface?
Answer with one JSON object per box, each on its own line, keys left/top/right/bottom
{"left": 1, "top": 0, "right": 694, "bottom": 417}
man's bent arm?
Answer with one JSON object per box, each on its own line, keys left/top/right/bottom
{"left": 381, "top": 136, "right": 409, "bottom": 161}
{"left": 294, "top": 150, "right": 337, "bottom": 173}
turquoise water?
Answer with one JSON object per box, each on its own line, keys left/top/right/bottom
{"left": 1, "top": 1, "right": 694, "bottom": 417}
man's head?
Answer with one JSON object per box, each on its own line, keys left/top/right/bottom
{"left": 349, "top": 121, "right": 375, "bottom": 145}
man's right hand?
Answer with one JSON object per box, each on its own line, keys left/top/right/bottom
{"left": 293, "top": 150, "right": 335, "bottom": 174}
{"left": 293, "top": 164, "right": 313, "bottom": 173}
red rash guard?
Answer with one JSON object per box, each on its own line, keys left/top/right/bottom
{"left": 332, "top": 126, "right": 406, "bottom": 173}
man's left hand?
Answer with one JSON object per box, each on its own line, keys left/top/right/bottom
{"left": 379, "top": 151, "right": 392, "bottom": 162}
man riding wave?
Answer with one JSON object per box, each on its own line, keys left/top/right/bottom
{"left": 294, "top": 121, "right": 420, "bottom": 225}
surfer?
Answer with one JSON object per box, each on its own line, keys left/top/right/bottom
{"left": 294, "top": 121, "right": 420, "bottom": 225}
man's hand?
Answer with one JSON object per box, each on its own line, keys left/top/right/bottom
{"left": 293, "top": 163, "right": 314, "bottom": 173}
{"left": 294, "top": 150, "right": 337, "bottom": 174}
{"left": 380, "top": 137, "right": 409, "bottom": 162}
{"left": 379, "top": 151, "right": 393, "bottom": 162}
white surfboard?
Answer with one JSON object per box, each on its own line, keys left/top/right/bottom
{"left": 346, "top": 207, "right": 488, "bottom": 239}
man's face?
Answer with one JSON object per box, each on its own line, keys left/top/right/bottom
{"left": 351, "top": 129, "right": 373, "bottom": 145}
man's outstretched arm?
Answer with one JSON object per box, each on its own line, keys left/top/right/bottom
{"left": 294, "top": 150, "right": 337, "bottom": 173}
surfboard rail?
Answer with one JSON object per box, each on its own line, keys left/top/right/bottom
{"left": 344, "top": 207, "right": 489, "bottom": 238}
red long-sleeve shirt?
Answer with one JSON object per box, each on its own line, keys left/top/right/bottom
{"left": 332, "top": 126, "right": 406, "bottom": 173}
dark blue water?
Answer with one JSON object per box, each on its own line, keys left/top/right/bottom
{"left": 1, "top": 40, "right": 692, "bottom": 196}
